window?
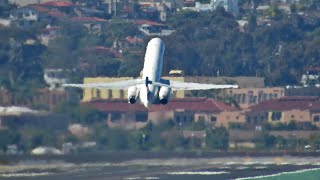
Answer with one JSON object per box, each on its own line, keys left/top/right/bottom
{"left": 263, "top": 93, "right": 268, "bottom": 100}
{"left": 210, "top": 116, "right": 217, "bottom": 123}
{"left": 254, "top": 116, "right": 258, "bottom": 123}
{"left": 176, "top": 116, "right": 181, "bottom": 123}
{"left": 96, "top": 89, "right": 101, "bottom": 98}
{"left": 314, "top": 116, "right": 320, "bottom": 122}
{"left": 269, "top": 93, "right": 273, "bottom": 99}
{"left": 91, "top": 89, "right": 95, "bottom": 98}
{"left": 120, "top": 90, "right": 124, "bottom": 99}
{"left": 183, "top": 116, "right": 187, "bottom": 123}
{"left": 247, "top": 117, "right": 251, "bottom": 123}
{"left": 253, "top": 96, "right": 257, "bottom": 104}
{"left": 198, "top": 116, "right": 205, "bottom": 121}
{"left": 248, "top": 94, "right": 253, "bottom": 104}
{"left": 110, "top": 113, "right": 121, "bottom": 122}
{"left": 242, "top": 94, "right": 247, "bottom": 103}
{"left": 236, "top": 94, "right": 240, "bottom": 103}
{"left": 108, "top": 90, "right": 112, "bottom": 99}
{"left": 136, "top": 112, "right": 148, "bottom": 122}
{"left": 271, "top": 112, "right": 282, "bottom": 121}
{"left": 172, "top": 91, "right": 177, "bottom": 98}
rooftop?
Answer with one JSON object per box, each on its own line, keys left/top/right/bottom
{"left": 70, "top": 17, "right": 108, "bottom": 23}
{"left": 87, "top": 98, "right": 238, "bottom": 113}
{"left": 249, "top": 96, "right": 320, "bottom": 112}
{"left": 28, "top": 5, "right": 50, "bottom": 13}
{"left": 41, "top": 1, "right": 74, "bottom": 7}
{"left": 133, "top": 19, "right": 164, "bottom": 26}
{"left": 126, "top": 36, "right": 144, "bottom": 44}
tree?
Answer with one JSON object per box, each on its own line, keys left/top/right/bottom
{"left": 118, "top": 54, "right": 144, "bottom": 77}
{"left": 206, "top": 127, "right": 228, "bottom": 150}
{"left": 0, "top": 130, "right": 20, "bottom": 152}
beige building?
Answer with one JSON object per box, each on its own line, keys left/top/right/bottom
{"left": 81, "top": 76, "right": 264, "bottom": 102}
{"left": 82, "top": 76, "right": 186, "bottom": 102}
{"left": 88, "top": 98, "right": 245, "bottom": 129}
{"left": 225, "top": 87, "right": 285, "bottom": 109}
{"left": 247, "top": 96, "right": 320, "bottom": 127}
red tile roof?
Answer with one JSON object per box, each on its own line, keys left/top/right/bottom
{"left": 29, "top": 5, "right": 50, "bottom": 13}
{"left": 126, "top": 36, "right": 143, "bottom": 44}
{"left": 305, "top": 67, "right": 320, "bottom": 71}
{"left": 133, "top": 19, "right": 164, "bottom": 26}
{"left": 249, "top": 96, "right": 320, "bottom": 112}
{"left": 86, "top": 98, "right": 237, "bottom": 113}
{"left": 70, "top": 17, "right": 108, "bottom": 22}
{"left": 120, "top": 5, "right": 134, "bottom": 13}
{"left": 85, "top": 46, "right": 112, "bottom": 55}
{"left": 41, "top": 1, "right": 74, "bottom": 7}
{"left": 48, "top": 10, "right": 64, "bottom": 17}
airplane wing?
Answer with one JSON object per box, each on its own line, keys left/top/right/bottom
{"left": 152, "top": 80, "right": 238, "bottom": 91}
{"left": 62, "top": 79, "right": 144, "bottom": 89}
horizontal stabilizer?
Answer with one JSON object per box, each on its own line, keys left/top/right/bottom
{"left": 62, "top": 79, "right": 144, "bottom": 89}
{"left": 152, "top": 80, "right": 238, "bottom": 91}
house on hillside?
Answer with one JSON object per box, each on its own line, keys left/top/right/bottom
{"left": 246, "top": 96, "right": 320, "bottom": 127}
{"left": 182, "top": 0, "right": 239, "bottom": 15}
{"left": 74, "top": 7, "right": 105, "bottom": 18}
{"left": 39, "top": 25, "right": 61, "bottom": 46}
{"left": 40, "top": 1, "right": 75, "bottom": 13}
{"left": 8, "top": 0, "right": 61, "bottom": 7}
{"left": 69, "top": 17, "right": 107, "bottom": 33}
{"left": 88, "top": 99, "right": 149, "bottom": 129}
{"left": 133, "top": 19, "right": 174, "bottom": 36}
{"left": 301, "top": 67, "right": 320, "bottom": 87}
{"left": 88, "top": 98, "right": 244, "bottom": 129}
{"left": 80, "top": 76, "right": 264, "bottom": 102}
{"left": 10, "top": 3, "right": 67, "bottom": 28}
{"left": 225, "top": 87, "right": 285, "bottom": 109}
{"left": 44, "top": 68, "right": 72, "bottom": 90}
{"left": 10, "top": 5, "right": 50, "bottom": 27}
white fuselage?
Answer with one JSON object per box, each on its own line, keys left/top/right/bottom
{"left": 139, "top": 38, "right": 165, "bottom": 107}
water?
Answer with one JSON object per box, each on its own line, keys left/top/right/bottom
{"left": 1, "top": 155, "right": 320, "bottom": 180}
{"left": 238, "top": 168, "right": 320, "bottom": 180}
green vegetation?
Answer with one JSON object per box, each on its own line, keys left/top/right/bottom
{"left": 163, "top": 8, "right": 320, "bottom": 86}
{"left": 2, "top": 3, "right": 320, "bottom": 154}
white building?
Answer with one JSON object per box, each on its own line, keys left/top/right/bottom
{"left": 182, "top": 0, "right": 239, "bottom": 15}
{"left": 8, "top": 0, "right": 70, "bottom": 7}
{"left": 214, "top": 0, "right": 239, "bottom": 15}
{"left": 44, "top": 69, "right": 72, "bottom": 90}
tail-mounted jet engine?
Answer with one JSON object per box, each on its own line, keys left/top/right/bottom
{"left": 159, "top": 86, "right": 171, "bottom": 105}
{"left": 128, "top": 86, "right": 139, "bottom": 104}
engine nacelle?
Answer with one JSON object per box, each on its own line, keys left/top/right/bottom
{"left": 128, "top": 86, "right": 139, "bottom": 104}
{"left": 159, "top": 86, "right": 171, "bottom": 105}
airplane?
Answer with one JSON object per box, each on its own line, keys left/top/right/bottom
{"left": 63, "top": 38, "right": 238, "bottom": 108}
